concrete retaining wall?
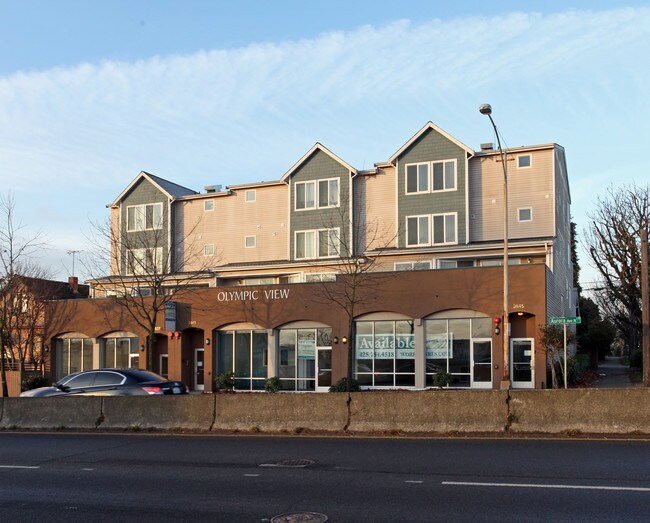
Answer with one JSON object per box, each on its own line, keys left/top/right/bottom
{"left": 2, "top": 389, "right": 649, "bottom": 435}
{"left": 0, "top": 397, "right": 102, "bottom": 430}
{"left": 509, "top": 389, "right": 650, "bottom": 434}
{"left": 100, "top": 395, "right": 215, "bottom": 431}
{"left": 348, "top": 391, "right": 508, "bottom": 433}
{"left": 213, "top": 393, "right": 348, "bottom": 432}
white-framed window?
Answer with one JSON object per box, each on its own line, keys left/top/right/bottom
{"left": 245, "top": 235, "right": 256, "bottom": 248}
{"left": 245, "top": 190, "right": 256, "bottom": 202}
{"left": 405, "top": 159, "right": 456, "bottom": 194}
{"left": 103, "top": 337, "right": 139, "bottom": 369}
{"left": 126, "top": 202, "right": 163, "bottom": 232}
{"left": 204, "top": 244, "right": 215, "bottom": 256}
{"left": 295, "top": 181, "right": 316, "bottom": 210}
{"left": 319, "top": 178, "right": 339, "bottom": 207}
{"left": 204, "top": 200, "right": 214, "bottom": 211}
{"left": 295, "top": 179, "right": 339, "bottom": 210}
{"left": 406, "top": 163, "right": 429, "bottom": 194}
{"left": 126, "top": 247, "right": 163, "bottom": 275}
{"left": 394, "top": 261, "right": 432, "bottom": 271}
{"left": 518, "top": 207, "right": 533, "bottom": 222}
{"left": 406, "top": 215, "right": 430, "bottom": 246}
{"left": 295, "top": 228, "right": 339, "bottom": 259}
{"left": 406, "top": 213, "right": 457, "bottom": 247}
{"left": 432, "top": 213, "right": 457, "bottom": 244}
{"left": 438, "top": 259, "right": 474, "bottom": 269}
{"left": 517, "top": 154, "right": 532, "bottom": 169}
{"left": 305, "top": 273, "right": 337, "bottom": 282}
{"left": 56, "top": 338, "right": 93, "bottom": 379}
{"left": 432, "top": 160, "right": 456, "bottom": 191}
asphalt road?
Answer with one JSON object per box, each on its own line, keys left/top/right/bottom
{"left": 1, "top": 433, "right": 649, "bottom": 522}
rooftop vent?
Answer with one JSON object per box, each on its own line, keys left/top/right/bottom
{"left": 480, "top": 143, "right": 494, "bottom": 151}
{"left": 204, "top": 185, "right": 223, "bottom": 193}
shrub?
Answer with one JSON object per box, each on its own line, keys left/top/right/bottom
{"left": 264, "top": 376, "right": 281, "bottom": 393}
{"left": 21, "top": 374, "right": 49, "bottom": 392}
{"left": 431, "top": 372, "right": 453, "bottom": 389}
{"left": 329, "top": 377, "right": 360, "bottom": 392}
{"left": 214, "top": 372, "right": 235, "bottom": 392}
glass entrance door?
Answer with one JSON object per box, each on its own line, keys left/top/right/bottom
{"left": 511, "top": 338, "right": 534, "bottom": 389}
{"left": 194, "top": 348, "right": 204, "bottom": 391}
{"left": 159, "top": 354, "right": 168, "bottom": 379}
{"left": 471, "top": 339, "right": 492, "bottom": 388}
{"left": 316, "top": 346, "right": 332, "bottom": 392}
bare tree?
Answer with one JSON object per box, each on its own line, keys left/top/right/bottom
{"left": 584, "top": 184, "right": 649, "bottom": 367}
{"left": 86, "top": 213, "right": 215, "bottom": 371}
{"left": 0, "top": 193, "right": 47, "bottom": 395}
{"left": 538, "top": 324, "right": 576, "bottom": 389}
{"left": 305, "top": 190, "right": 399, "bottom": 399}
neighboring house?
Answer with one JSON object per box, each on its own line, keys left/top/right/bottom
{"left": 47, "top": 122, "right": 575, "bottom": 391}
{"left": 0, "top": 276, "right": 88, "bottom": 395}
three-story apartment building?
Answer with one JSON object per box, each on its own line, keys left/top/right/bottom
{"left": 45, "top": 122, "right": 575, "bottom": 391}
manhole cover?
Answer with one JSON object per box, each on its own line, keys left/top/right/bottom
{"left": 259, "top": 459, "right": 315, "bottom": 468}
{"left": 270, "top": 512, "right": 328, "bottom": 522}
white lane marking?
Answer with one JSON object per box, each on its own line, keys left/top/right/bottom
{"left": 81, "top": 468, "right": 95, "bottom": 471}
{"left": 245, "top": 474, "right": 261, "bottom": 477}
{"left": 443, "top": 481, "right": 650, "bottom": 492}
{"left": 405, "top": 480, "right": 423, "bottom": 484}
{"left": 0, "top": 465, "right": 40, "bottom": 469}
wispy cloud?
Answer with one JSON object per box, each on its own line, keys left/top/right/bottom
{"left": 1, "top": 7, "right": 649, "bottom": 277}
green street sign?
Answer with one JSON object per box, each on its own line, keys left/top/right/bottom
{"left": 549, "top": 317, "right": 582, "bottom": 325}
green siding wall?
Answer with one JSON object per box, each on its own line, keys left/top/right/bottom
{"left": 397, "top": 128, "right": 467, "bottom": 248}
{"left": 289, "top": 150, "right": 351, "bottom": 259}
{"left": 119, "top": 178, "right": 170, "bottom": 273}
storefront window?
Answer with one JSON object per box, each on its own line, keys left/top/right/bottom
{"left": 103, "top": 337, "right": 139, "bottom": 369}
{"left": 355, "top": 320, "right": 415, "bottom": 387}
{"left": 57, "top": 338, "right": 93, "bottom": 379}
{"left": 278, "top": 328, "right": 331, "bottom": 391}
{"left": 425, "top": 317, "right": 491, "bottom": 387}
{"left": 218, "top": 330, "right": 268, "bottom": 390}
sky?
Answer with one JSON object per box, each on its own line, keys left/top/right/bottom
{"left": 1, "top": 1, "right": 649, "bottom": 289}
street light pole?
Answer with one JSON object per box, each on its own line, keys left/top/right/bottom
{"left": 480, "top": 103, "right": 510, "bottom": 389}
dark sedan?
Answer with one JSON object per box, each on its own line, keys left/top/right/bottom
{"left": 20, "top": 369, "right": 189, "bottom": 397}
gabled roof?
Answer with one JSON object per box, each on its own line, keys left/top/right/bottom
{"left": 108, "top": 171, "right": 197, "bottom": 207}
{"left": 387, "top": 122, "right": 474, "bottom": 164}
{"left": 280, "top": 143, "right": 357, "bottom": 182}
{"left": 15, "top": 275, "right": 89, "bottom": 300}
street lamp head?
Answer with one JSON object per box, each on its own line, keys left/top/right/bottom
{"left": 479, "top": 103, "right": 492, "bottom": 116}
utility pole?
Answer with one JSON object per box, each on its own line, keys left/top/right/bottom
{"left": 641, "top": 228, "right": 649, "bottom": 387}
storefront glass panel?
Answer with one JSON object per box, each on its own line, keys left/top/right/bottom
{"left": 425, "top": 317, "right": 492, "bottom": 388}
{"left": 218, "top": 330, "right": 268, "bottom": 390}
{"left": 56, "top": 338, "right": 93, "bottom": 379}
{"left": 278, "top": 327, "right": 331, "bottom": 391}
{"left": 103, "top": 337, "right": 139, "bottom": 369}
{"left": 355, "top": 320, "right": 415, "bottom": 388}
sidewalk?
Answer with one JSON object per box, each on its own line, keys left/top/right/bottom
{"left": 592, "top": 356, "right": 638, "bottom": 388}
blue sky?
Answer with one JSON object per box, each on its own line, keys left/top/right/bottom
{"left": 1, "top": 1, "right": 649, "bottom": 287}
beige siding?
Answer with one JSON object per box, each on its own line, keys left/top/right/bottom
{"left": 469, "top": 149, "right": 555, "bottom": 242}
{"left": 362, "top": 167, "right": 398, "bottom": 249}
{"left": 179, "top": 185, "right": 289, "bottom": 270}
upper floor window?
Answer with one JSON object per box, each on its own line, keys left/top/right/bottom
{"left": 406, "top": 213, "right": 457, "bottom": 247}
{"left": 517, "top": 155, "right": 532, "bottom": 169}
{"left": 406, "top": 163, "right": 429, "bottom": 194}
{"left": 305, "top": 273, "right": 337, "bottom": 282}
{"left": 126, "top": 247, "right": 163, "bottom": 275}
{"left": 394, "top": 261, "right": 432, "bottom": 271}
{"left": 405, "top": 160, "right": 456, "bottom": 194}
{"left": 245, "top": 235, "right": 256, "bottom": 248}
{"left": 126, "top": 202, "right": 163, "bottom": 231}
{"left": 204, "top": 200, "right": 214, "bottom": 211}
{"left": 204, "top": 244, "right": 215, "bottom": 256}
{"left": 295, "top": 228, "right": 339, "bottom": 259}
{"left": 518, "top": 207, "right": 533, "bottom": 222}
{"left": 245, "top": 190, "right": 256, "bottom": 202}
{"left": 295, "top": 179, "right": 339, "bottom": 210}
